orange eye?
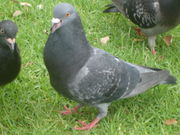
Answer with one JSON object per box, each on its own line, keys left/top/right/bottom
{"left": 65, "top": 12, "right": 71, "bottom": 17}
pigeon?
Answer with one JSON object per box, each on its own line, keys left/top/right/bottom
{"left": 104, "top": 0, "right": 180, "bottom": 55}
{"left": 0, "top": 20, "right": 21, "bottom": 86}
{"left": 44, "top": 3, "right": 176, "bottom": 130}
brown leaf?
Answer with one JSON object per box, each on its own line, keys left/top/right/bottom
{"left": 163, "top": 35, "right": 173, "bottom": 46}
{"left": 100, "top": 36, "right": 110, "bottom": 45}
{"left": 11, "top": 0, "right": 19, "bottom": 4}
{"left": 133, "top": 38, "right": 144, "bottom": 42}
{"left": 158, "top": 56, "right": 165, "bottom": 61}
{"left": 164, "top": 119, "right": 178, "bottom": 125}
{"left": 20, "top": 2, "right": 32, "bottom": 7}
{"left": 134, "top": 27, "right": 146, "bottom": 37}
{"left": 13, "top": 10, "right": 22, "bottom": 17}
{"left": 22, "top": 62, "right": 33, "bottom": 68}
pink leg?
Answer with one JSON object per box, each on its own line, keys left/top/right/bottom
{"left": 60, "top": 105, "right": 81, "bottom": 115}
{"left": 74, "top": 118, "right": 100, "bottom": 130}
{"left": 151, "top": 48, "right": 156, "bottom": 55}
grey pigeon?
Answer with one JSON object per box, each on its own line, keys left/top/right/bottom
{"left": 104, "top": 0, "right": 180, "bottom": 54}
{"left": 44, "top": 3, "right": 176, "bottom": 130}
{"left": 0, "top": 20, "right": 21, "bottom": 86}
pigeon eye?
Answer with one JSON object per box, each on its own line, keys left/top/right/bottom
{"left": 0, "top": 28, "right": 4, "bottom": 34}
{"left": 65, "top": 12, "right": 71, "bottom": 17}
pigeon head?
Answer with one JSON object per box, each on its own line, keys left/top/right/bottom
{"left": 0, "top": 20, "right": 18, "bottom": 51}
{"left": 51, "top": 3, "right": 77, "bottom": 33}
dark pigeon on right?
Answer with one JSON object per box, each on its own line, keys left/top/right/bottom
{"left": 44, "top": 3, "right": 177, "bottom": 130}
{"left": 104, "top": 0, "right": 180, "bottom": 55}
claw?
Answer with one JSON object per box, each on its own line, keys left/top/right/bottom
{"left": 74, "top": 118, "right": 100, "bottom": 130}
{"left": 60, "top": 105, "right": 81, "bottom": 115}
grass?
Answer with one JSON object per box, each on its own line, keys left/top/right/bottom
{"left": 0, "top": 0, "right": 180, "bottom": 134}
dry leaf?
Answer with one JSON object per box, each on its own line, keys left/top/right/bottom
{"left": 164, "top": 119, "right": 178, "bottom": 125}
{"left": 20, "top": 2, "right": 32, "bottom": 7}
{"left": 22, "top": 62, "right": 33, "bottom": 68}
{"left": 13, "top": 10, "right": 22, "bottom": 17}
{"left": 11, "top": 0, "right": 19, "bottom": 4}
{"left": 158, "top": 56, "right": 165, "bottom": 61}
{"left": 134, "top": 27, "right": 146, "bottom": 37}
{"left": 133, "top": 38, "right": 144, "bottom": 42}
{"left": 163, "top": 35, "right": 172, "bottom": 46}
{"left": 100, "top": 36, "right": 110, "bottom": 44}
{"left": 37, "top": 4, "right": 43, "bottom": 10}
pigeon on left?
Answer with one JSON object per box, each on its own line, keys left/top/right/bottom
{"left": 0, "top": 20, "right": 21, "bottom": 86}
{"left": 44, "top": 3, "right": 176, "bottom": 130}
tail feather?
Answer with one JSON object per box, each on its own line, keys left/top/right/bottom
{"left": 160, "top": 74, "right": 177, "bottom": 84}
{"left": 103, "top": 4, "right": 120, "bottom": 13}
{"left": 121, "top": 69, "right": 176, "bottom": 99}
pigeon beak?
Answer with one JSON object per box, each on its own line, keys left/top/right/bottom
{"left": 51, "top": 18, "right": 62, "bottom": 33}
{"left": 6, "top": 38, "right": 15, "bottom": 51}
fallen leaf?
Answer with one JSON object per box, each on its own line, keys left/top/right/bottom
{"left": 133, "top": 38, "right": 144, "bottom": 42}
{"left": 164, "top": 119, "right": 178, "bottom": 125}
{"left": 100, "top": 36, "right": 110, "bottom": 45}
{"left": 22, "top": 62, "right": 33, "bottom": 68}
{"left": 158, "top": 56, "right": 165, "bottom": 61}
{"left": 20, "top": 2, "right": 32, "bottom": 7}
{"left": 134, "top": 27, "right": 146, "bottom": 37}
{"left": 11, "top": 0, "right": 19, "bottom": 4}
{"left": 13, "top": 10, "right": 22, "bottom": 17}
{"left": 163, "top": 35, "right": 172, "bottom": 46}
{"left": 37, "top": 4, "right": 43, "bottom": 10}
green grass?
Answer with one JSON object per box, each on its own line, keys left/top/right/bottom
{"left": 0, "top": 0, "right": 180, "bottom": 134}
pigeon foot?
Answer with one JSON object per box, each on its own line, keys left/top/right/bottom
{"left": 74, "top": 118, "right": 100, "bottom": 130}
{"left": 151, "top": 48, "right": 157, "bottom": 55}
{"left": 60, "top": 105, "right": 81, "bottom": 115}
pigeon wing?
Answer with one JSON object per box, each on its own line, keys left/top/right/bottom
{"left": 122, "top": 0, "right": 160, "bottom": 28}
{"left": 67, "top": 48, "right": 141, "bottom": 105}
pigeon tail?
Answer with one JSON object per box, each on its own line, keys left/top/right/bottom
{"left": 121, "top": 69, "right": 176, "bottom": 99}
{"left": 160, "top": 73, "right": 177, "bottom": 85}
{"left": 103, "top": 4, "right": 120, "bottom": 13}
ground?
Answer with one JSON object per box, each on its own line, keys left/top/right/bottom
{"left": 0, "top": 0, "right": 179, "bottom": 135}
